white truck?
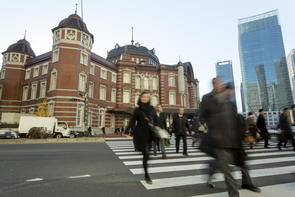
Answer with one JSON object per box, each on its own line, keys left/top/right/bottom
{"left": 18, "top": 116, "right": 71, "bottom": 138}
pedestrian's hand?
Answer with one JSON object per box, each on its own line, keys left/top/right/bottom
{"left": 246, "top": 131, "right": 249, "bottom": 133}
{"left": 258, "top": 130, "right": 261, "bottom": 132}
{"left": 156, "top": 126, "right": 160, "bottom": 130}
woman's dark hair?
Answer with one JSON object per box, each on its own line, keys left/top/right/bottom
{"left": 137, "top": 92, "right": 150, "bottom": 109}
{"left": 248, "top": 112, "right": 253, "bottom": 116}
{"left": 259, "top": 109, "right": 264, "bottom": 113}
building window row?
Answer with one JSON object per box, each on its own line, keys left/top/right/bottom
{"left": 90, "top": 64, "right": 116, "bottom": 84}
{"left": 135, "top": 76, "right": 158, "bottom": 90}
{"left": 25, "top": 63, "right": 49, "bottom": 80}
{"left": 131, "top": 57, "right": 145, "bottom": 65}
{"left": 22, "top": 80, "right": 47, "bottom": 101}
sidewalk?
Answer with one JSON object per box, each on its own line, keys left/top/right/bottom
{"left": 0, "top": 137, "right": 105, "bottom": 144}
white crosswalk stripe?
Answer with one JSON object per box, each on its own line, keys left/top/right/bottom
{"left": 106, "top": 138, "right": 295, "bottom": 196}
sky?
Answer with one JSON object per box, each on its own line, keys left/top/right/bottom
{"left": 1, "top": 0, "right": 295, "bottom": 112}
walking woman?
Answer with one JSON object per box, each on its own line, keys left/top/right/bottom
{"left": 246, "top": 112, "right": 259, "bottom": 149}
{"left": 124, "top": 92, "right": 159, "bottom": 184}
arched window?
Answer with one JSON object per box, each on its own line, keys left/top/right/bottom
{"left": 151, "top": 95, "right": 159, "bottom": 107}
{"left": 152, "top": 77, "right": 157, "bottom": 90}
{"left": 144, "top": 77, "right": 149, "bottom": 89}
{"left": 135, "top": 76, "right": 141, "bottom": 89}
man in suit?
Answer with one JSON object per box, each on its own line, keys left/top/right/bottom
{"left": 278, "top": 108, "right": 295, "bottom": 151}
{"left": 173, "top": 108, "right": 192, "bottom": 156}
{"left": 200, "top": 78, "right": 260, "bottom": 197}
{"left": 153, "top": 104, "right": 168, "bottom": 159}
{"left": 256, "top": 109, "right": 270, "bottom": 148}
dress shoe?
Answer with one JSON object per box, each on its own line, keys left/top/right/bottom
{"left": 207, "top": 182, "right": 215, "bottom": 188}
{"left": 162, "top": 154, "right": 167, "bottom": 159}
{"left": 241, "top": 185, "right": 261, "bottom": 193}
{"left": 264, "top": 146, "right": 270, "bottom": 149}
{"left": 183, "top": 153, "right": 189, "bottom": 156}
{"left": 145, "top": 176, "right": 153, "bottom": 185}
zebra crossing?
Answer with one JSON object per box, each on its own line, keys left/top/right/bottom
{"left": 105, "top": 138, "right": 295, "bottom": 196}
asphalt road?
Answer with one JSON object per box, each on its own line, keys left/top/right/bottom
{"left": 0, "top": 142, "right": 147, "bottom": 197}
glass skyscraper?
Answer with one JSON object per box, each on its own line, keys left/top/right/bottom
{"left": 238, "top": 10, "right": 293, "bottom": 112}
{"left": 287, "top": 49, "right": 295, "bottom": 102}
{"left": 216, "top": 60, "right": 236, "bottom": 104}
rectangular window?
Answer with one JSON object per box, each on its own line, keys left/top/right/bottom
{"left": 131, "top": 57, "right": 135, "bottom": 61}
{"left": 101, "top": 69, "right": 107, "bottom": 79}
{"left": 123, "top": 72, "right": 130, "bottom": 83}
{"left": 25, "top": 69, "right": 31, "bottom": 79}
{"left": 80, "top": 52, "right": 88, "bottom": 66}
{"left": 0, "top": 86, "right": 3, "bottom": 100}
{"left": 100, "top": 85, "right": 106, "bottom": 100}
{"left": 22, "top": 86, "right": 28, "bottom": 101}
{"left": 31, "top": 83, "right": 37, "bottom": 99}
{"left": 168, "top": 76, "right": 175, "bottom": 86}
{"left": 52, "top": 50, "right": 59, "bottom": 62}
{"left": 76, "top": 104, "right": 84, "bottom": 126}
{"left": 152, "top": 78, "right": 157, "bottom": 90}
{"left": 112, "top": 73, "right": 116, "bottom": 83}
{"left": 110, "top": 114, "right": 115, "bottom": 128}
{"left": 136, "top": 58, "right": 139, "bottom": 64}
{"left": 33, "top": 67, "right": 39, "bottom": 77}
{"left": 50, "top": 72, "right": 57, "bottom": 90}
{"left": 135, "top": 76, "right": 141, "bottom": 89}
{"left": 88, "top": 82, "right": 94, "bottom": 98}
{"left": 90, "top": 64, "right": 95, "bottom": 75}
{"left": 40, "top": 82, "right": 46, "bottom": 98}
{"left": 111, "top": 88, "right": 116, "bottom": 103}
{"left": 29, "top": 109, "right": 35, "bottom": 114}
{"left": 123, "top": 90, "right": 130, "bottom": 103}
{"left": 169, "top": 92, "right": 176, "bottom": 105}
{"left": 0, "top": 70, "right": 5, "bottom": 79}
{"left": 78, "top": 74, "right": 86, "bottom": 92}
{"left": 144, "top": 77, "right": 149, "bottom": 89}
{"left": 48, "top": 103, "right": 54, "bottom": 117}
{"left": 42, "top": 64, "right": 48, "bottom": 75}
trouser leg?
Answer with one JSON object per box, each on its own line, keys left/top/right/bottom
{"left": 182, "top": 135, "right": 187, "bottom": 154}
{"left": 217, "top": 149, "right": 239, "bottom": 197}
{"left": 239, "top": 160, "right": 253, "bottom": 187}
{"left": 264, "top": 136, "right": 268, "bottom": 147}
{"left": 207, "top": 159, "right": 221, "bottom": 181}
{"left": 160, "top": 139, "right": 166, "bottom": 155}
{"left": 153, "top": 141, "right": 157, "bottom": 154}
{"left": 142, "top": 150, "right": 150, "bottom": 178}
{"left": 176, "top": 136, "right": 180, "bottom": 152}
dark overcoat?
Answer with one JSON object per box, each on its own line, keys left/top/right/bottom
{"left": 279, "top": 113, "right": 292, "bottom": 135}
{"left": 199, "top": 91, "right": 240, "bottom": 149}
{"left": 172, "top": 115, "right": 192, "bottom": 136}
{"left": 125, "top": 106, "right": 159, "bottom": 152}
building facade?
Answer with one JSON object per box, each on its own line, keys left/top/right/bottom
{"left": 238, "top": 10, "right": 293, "bottom": 112}
{"left": 0, "top": 13, "right": 200, "bottom": 134}
{"left": 215, "top": 60, "right": 236, "bottom": 104}
{"left": 240, "top": 82, "right": 246, "bottom": 112}
{"left": 287, "top": 49, "right": 295, "bottom": 102}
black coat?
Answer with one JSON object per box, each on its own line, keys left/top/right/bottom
{"left": 158, "top": 112, "right": 167, "bottom": 130}
{"left": 279, "top": 113, "right": 292, "bottom": 134}
{"left": 256, "top": 115, "right": 267, "bottom": 133}
{"left": 125, "top": 105, "right": 159, "bottom": 152}
{"left": 172, "top": 114, "right": 192, "bottom": 136}
{"left": 199, "top": 91, "right": 241, "bottom": 149}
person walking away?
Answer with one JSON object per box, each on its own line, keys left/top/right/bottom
{"left": 88, "top": 126, "right": 92, "bottom": 137}
{"left": 173, "top": 108, "right": 192, "bottom": 156}
{"left": 246, "top": 112, "right": 259, "bottom": 149}
{"left": 101, "top": 127, "right": 105, "bottom": 135}
{"left": 124, "top": 92, "right": 159, "bottom": 184}
{"left": 200, "top": 78, "right": 261, "bottom": 197}
{"left": 256, "top": 109, "right": 270, "bottom": 148}
{"left": 278, "top": 108, "right": 295, "bottom": 151}
{"left": 153, "top": 104, "right": 167, "bottom": 159}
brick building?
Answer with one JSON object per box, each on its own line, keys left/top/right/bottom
{"left": 0, "top": 13, "right": 200, "bottom": 134}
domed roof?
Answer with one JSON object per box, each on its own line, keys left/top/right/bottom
{"left": 2, "top": 39, "right": 35, "bottom": 56}
{"left": 52, "top": 13, "right": 94, "bottom": 42}
{"left": 107, "top": 44, "right": 159, "bottom": 63}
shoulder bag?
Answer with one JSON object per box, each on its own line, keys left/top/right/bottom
{"left": 141, "top": 111, "right": 161, "bottom": 141}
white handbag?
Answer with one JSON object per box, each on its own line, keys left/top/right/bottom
{"left": 157, "top": 129, "right": 171, "bottom": 139}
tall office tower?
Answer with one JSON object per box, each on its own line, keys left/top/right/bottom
{"left": 215, "top": 60, "right": 236, "bottom": 104}
{"left": 238, "top": 10, "right": 293, "bottom": 112}
{"left": 287, "top": 49, "right": 295, "bottom": 101}
{"left": 240, "top": 82, "right": 246, "bottom": 112}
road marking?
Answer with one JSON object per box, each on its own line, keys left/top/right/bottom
{"left": 68, "top": 175, "right": 91, "bottom": 179}
{"left": 26, "top": 178, "right": 44, "bottom": 182}
{"left": 191, "top": 182, "right": 295, "bottom": 197}
{"left": 130, "top": 156, "right": 295, "bottom": 174}
{"left": 140, "top": 166, "right": 295, "bottom": 190}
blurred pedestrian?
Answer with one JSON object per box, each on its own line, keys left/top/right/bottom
{"left": 278, "top": 108, "right": 295, "bottom": 151}
{"left": 124, "top": 92, "right": 159, "bottom": 184}
{"left": 153, "top": 104, "right": 167, "bottom": 159}
{"left": 200, "top": 78, "right": 261, "bottom": 196}
{"left": 246, "top": 112, "right": 259, "bottom": 149}
{"left": 88, "top": 126, "right": 92, "bottom": 137}
{"left": 256, "top": 109, "right": 270, "bottom": 148}
{"left": 166, "top": 118, "right": 174, "bottom": 145}
{"left": 101, "top": 127, "right": 105, "bottom": 135}
{"left": 172, "top": 108, "right": 192, "bottom": 156}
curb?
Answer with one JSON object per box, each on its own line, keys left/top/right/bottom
{"left": 0, "top": 137, "right": 105, "bottom": 144}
